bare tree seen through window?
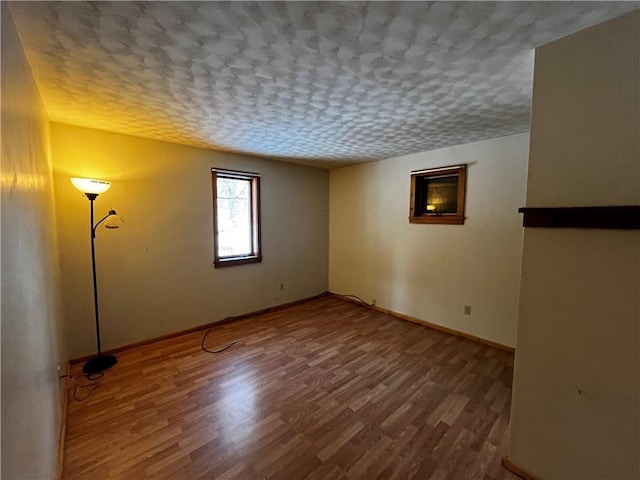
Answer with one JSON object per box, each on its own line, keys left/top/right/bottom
{"left": 216, "top": 177, "right": 252, "bottom": 257}
{"left": 212, "top": 168, "right": 261, "bottom": 267}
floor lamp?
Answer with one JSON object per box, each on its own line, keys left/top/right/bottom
{"left": 71, "top": 177, "right": 123, "bottom": 374}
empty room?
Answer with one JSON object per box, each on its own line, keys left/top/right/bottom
{"left": 2, "top": 2, "right": 639, "bottom": 479}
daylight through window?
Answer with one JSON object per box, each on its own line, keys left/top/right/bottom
{"left": 212, "top": 168, "right": 261, "bottom": 267}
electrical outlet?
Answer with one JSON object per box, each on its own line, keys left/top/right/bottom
{"left": 464, "top": 305, "right": 472, "bottom": 315}
{"left": 371, "top": 298, "right": 377, "bottom": 306}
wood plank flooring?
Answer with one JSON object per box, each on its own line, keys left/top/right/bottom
{"left": 63, "top": 296, "right": 518, "bottom": 480}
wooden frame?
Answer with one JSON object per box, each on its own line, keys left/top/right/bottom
{"left": 212, "top": 168, "right": 262, "bottom": 268}
{"left": 409, "top": 164, "right": 467, "bottom": 224}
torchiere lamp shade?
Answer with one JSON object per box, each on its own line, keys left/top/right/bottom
{"left": 71, "top": 177, "right": 111, "bottom": 195}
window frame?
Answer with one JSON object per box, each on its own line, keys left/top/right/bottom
{"left": 409, "top": 164, "right": 467, "bottom": 225}
{"left": 212, "top": 168, "right": 262, "bottom": 268}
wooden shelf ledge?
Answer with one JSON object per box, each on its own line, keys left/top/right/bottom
{"left": 518, "top": 206, "right": 640, "bottom": 230}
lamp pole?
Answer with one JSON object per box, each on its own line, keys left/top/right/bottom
{"left": 83, "top": 192, "right": 118, "bottom": 374}
{"left": 89, "top": 194, "right": 102, "bottom": 356}
{"left": 70, "top": 177, "right": 120, "bottom": 374}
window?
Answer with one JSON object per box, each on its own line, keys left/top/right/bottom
{"left": 212, "top": 168, "right": 261, "bottom": 267}
{"left": 409, "top": 164, "right": 467, "bottom": 224}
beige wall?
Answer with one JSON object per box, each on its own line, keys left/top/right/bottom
{"left": 509, "top": 11, "right": 639, "bottom": 479}
{"left": 1, "top": 4, "right": 67, "bottom": 479}
{"left": 51, "top": 124, "right": 329, "bottom": 358}
{"left": 329, "top": 133, "right": 529, "bottom": 347}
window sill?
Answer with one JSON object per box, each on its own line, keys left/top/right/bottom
{"left": 409, "top": 215, "right": 465, "bottom": 225}
{"left": 214, "top": 255, "right": 262, "bottom": 268}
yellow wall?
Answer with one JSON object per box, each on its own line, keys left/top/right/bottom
{"left": 510, "top": 11, "right": 640, "bottom": 478}
{"left": 51, "top": 123, "right": 329, "bottom": 358}
{"left": 329, "top": 133, "right": 529, "bottom": 347}
{"left": 1, "top": 4, "right": 67, "bottom": 478}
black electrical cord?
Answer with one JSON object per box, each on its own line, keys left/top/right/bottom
{"left": 201, "top": 294, "right": 373, "bottom": 354}
{"left": 332, "top": 293, "right": 375, "bottom": 307}
{"left": 201, "top": 305, "right": 288, "bottom": 354}
{"left": 201, "top": 328, "right": 237, "bottom": 354}
{"left": 59, "top": 372, "right": 104, "bottom": 401}
{"left": 201, "top": 313, "right": 249, "bottom": 354}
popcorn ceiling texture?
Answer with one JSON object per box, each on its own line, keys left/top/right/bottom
{"left": 9, "top": 1, "right": 639, "bottom": 168}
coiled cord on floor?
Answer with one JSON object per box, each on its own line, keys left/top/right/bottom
{"left": 201, "top": 313, "right": 250, "bottom": 354}
{"left": 201, "top": 329, "right": 237, "bottom": 354}
{"left": 59, "top": 372, "right": 104, "bottom": 402}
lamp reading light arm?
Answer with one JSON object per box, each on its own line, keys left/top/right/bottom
{"left": 92, "top": 210, "right": 118, "bottom": 238}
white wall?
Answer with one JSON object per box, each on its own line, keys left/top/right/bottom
{"left": 509, "top": 11, "right": 639, "bottom": 479}
{"left": 51, "top": 124, "right": 329, "bottom": 359}
{"left": 1, "top": 4, "right": 67, "bottom": 478}
{"left": 329, "top": 133, "right": 529, "bottom": 347}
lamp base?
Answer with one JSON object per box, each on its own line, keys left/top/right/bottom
{"left": 83, "top": 354, "right": 117, "bottom": 374}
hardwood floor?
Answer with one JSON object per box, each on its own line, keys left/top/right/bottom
{"left": 63, "top": 296, "right": 518, "bottom": 480}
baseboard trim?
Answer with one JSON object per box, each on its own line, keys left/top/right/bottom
{"left": 56, "top": 361, "right": 70, "bottom": 480}
{"left": 71, "top": 292, "right": 329, "bottom": 364}
{"left": 329, "top": 293, "right": 515, "bottom": 353}
{"left": 502, "top": 457, "right": 542, "bottom": 480}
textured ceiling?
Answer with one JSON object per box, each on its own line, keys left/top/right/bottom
{"left": 9, "top": 1, "right": 640, "bottom": 168}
